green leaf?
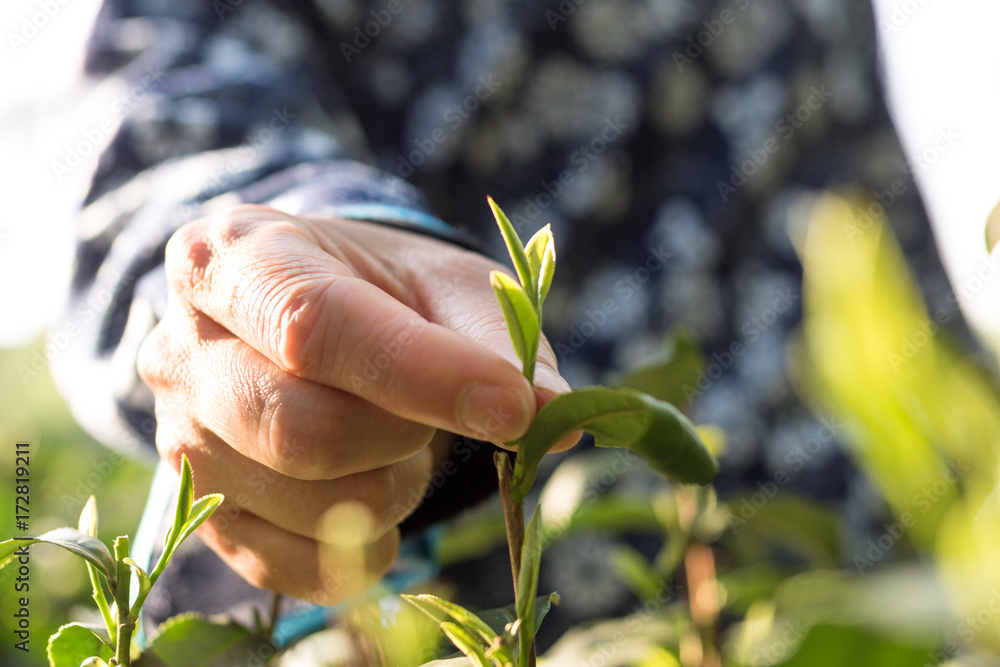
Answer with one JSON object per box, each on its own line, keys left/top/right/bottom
{"left": 439, "top": 623, "right": 490, "bottom": 667}
{"left": 639, "top": 647, "right": 682, "bottom": 667}
{"left": 77, "top": 496, "right": 116, "bottom": 643}
{"left": 524, "top": 224, "right": 555, "bottom": 306}
{"left": 490, "top": 271, "right": 540, "bottom": 383}
{"left": 732, "top": 495, "right": 842, "bottom": 569}
{"left": 616, "top": 334, "right": 705, "bottom": 409}
{"left": 124, "top": 557, "right": 152, "bottom": 616}
{"left": 136, "top": 612, "right": 274, "bottom": 667}
{"left": 609, "top": 545, "right": 663, "bottom": 602}
{"left": 73, "top": 623, "right": 113, "bottom": 649}
{"left": 516, "top": 508, "right": 544, "bottom": 667}
{"left": 419, "top": 658, "right": 476, "bottom": 667}
{"left": 476, "top": 593, "right": 560, "bottom": 637}
{"left": 401, "top": 594, "right": 496, "bottom": 647}
{"left": 166, "top": 455, "right": 195, "bottom": 552}
{"left": 0, "top": 528, "right": 117, "bottom": 585}
{"left": 152, "top": 493, "right": 223, "bottom": 582}
{"left": 81, "top": 658, "right": 112, "bottom": 667}
{"left": 511, "top": 386, "right": 719, "bottom": 503}
{"left": 47, "top": 623, "right": 113, "bottom": 667}
{"left": 174, "top": 494, "right": 224, "bottom": 551}
{"left": 79, "top": 496, "right": 99, "bottom": 537}
{"left": 754, "top": 624, "right": 932, "bottom": 667}
{"left": 487, "top": 197, "right": 534, "bottom": 298}
{"left": 436, "top": 515, "right": 507, "bottom": 567}
{"left": 516, "top": 509, "right": 543, "bottom": 624}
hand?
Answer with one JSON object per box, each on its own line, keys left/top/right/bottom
{"left": 137, "top": 204, "right": 576, "bottom": 604}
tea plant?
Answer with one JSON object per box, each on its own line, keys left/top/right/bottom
{"left": 0, "top": 455, "right": 225, "bottom": 667}
{"left": 0, "top": 198, "right": 720, "bottom": 667}
{"left": 403, "top": 198, "right": 720, "bottom": 666}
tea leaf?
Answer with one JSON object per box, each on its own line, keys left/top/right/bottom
{"left": 440, "top": 623, "right": 490, "bottom": 667}
{"left": 488, "top": 197, "right": 534, "bottom": 298}
{"left": 616, "top": 334, "right": 704, "bottom": 408}
{"left": 402, "top": 594, "right": 496, "bottom": 647}
{"left": 75, "top": 496, "right": 116, "bottom": 640}
{"left": 511, "top": 387, "right": 719, "bottom": 503}
{"left": 490, "top": 271, "right": 539, "bottom": 383}
{"left": 476, "top": 593, "right": 560, "bottom": 636}
{"left": 152, "top": 493, "right": 223, "bottom": 583}
{"left": 123, "top": 558, "right": 152, "bottom": 615}
{"left": 516, "top": 508, "right": 543, "bottom": 666}
{"left": 524, "top": 224, "right": 555, "bottom": 306}
{"left": 81, "top": 658, "right": 112, "bottom": 667}
{"left": 79, "top": 496, "right": 99, "bottom": 537}
{"left": 47, "top": 623, "right": 113, "bottom": 667}
{"left": 138, "top": 612, "right": 272, "bottom": 666}
{"left": 609, "top": 545, "right": 662, "bottom": 602}
{"left": 166, "top": 455, "right": 195, "bottom": 553}
{"left": 0, "top": 529, "right": 117, "bottom": 585}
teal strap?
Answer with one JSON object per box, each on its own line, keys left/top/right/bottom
{"left": 327, "top": 203, "right": 455, "bottom": 236}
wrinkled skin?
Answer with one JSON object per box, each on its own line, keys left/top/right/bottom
{"left": 138, "top": 204, "right": 578, "bottom": 603}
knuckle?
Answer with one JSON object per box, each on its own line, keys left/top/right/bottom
{"left": 268, "top": 278, "right": 333, "bottom": 375}
{"left": 164, "top": 220, "right": 212, "bottom": 294}
{"left": 210, "top": 204, "right": 282, "bottom": 246}
{"left": 137, "top": 323, "right": 172, "bottom": 390}
{"left": 262, "top": 396, "right": 322, "bottom": 476}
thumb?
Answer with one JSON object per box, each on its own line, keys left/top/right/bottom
{"left": 533, "top": 362, "right": 583, "bottom": 454}
{"left": 422, "top": 261, "right": 581, "bottom": 452}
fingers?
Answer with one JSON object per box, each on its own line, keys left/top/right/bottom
{"left": 153, "top": 402, "right": 434, "bottom": 541}
{"left": 459, "top": 324, "right": 581, "bottom": 453}
{"left": 324, "top": 218, "right": 581, "bottom": 450}
{"left": 144, "top": 308, "right": 436, "bottom": 479}
{"left": 165, "top": 206, "right": 535, "bottom": 442}
{"left": 197, "top": 508, "right": 400, "bottom": 606}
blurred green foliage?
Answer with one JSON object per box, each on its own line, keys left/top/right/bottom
{"left": 7, "top": 191, "right": 1000, "bottom": 666}
{"left": 788, "top": 193, "right": 1000, "bottom": 661}
{"left": 0, "top": 341, "right": 152, "bottom": 667}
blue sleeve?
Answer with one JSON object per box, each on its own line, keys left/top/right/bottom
{"left": 50, "top": 0, "right": 474, "bottom": 459}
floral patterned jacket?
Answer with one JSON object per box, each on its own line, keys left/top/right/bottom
{"left": 52, "top": 0, "right": 960, "bottom": 646}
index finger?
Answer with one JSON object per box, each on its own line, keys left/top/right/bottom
{"left": 165, "top": 206, "right": 535, "bottom": 442}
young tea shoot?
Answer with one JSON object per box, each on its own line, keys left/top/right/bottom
{"left": 406, "top": 197, "right": 720, "bottom": 666}
{"left": 0, "top": 455, "right": 222, "bottom": 667}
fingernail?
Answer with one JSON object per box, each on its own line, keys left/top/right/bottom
{"left": 534, "top": 367, "right": 571, "bottom": 400}
{"left": 458, "top": 382, "right": 533, "bottom": 442}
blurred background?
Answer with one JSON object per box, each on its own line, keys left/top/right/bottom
{"left": 1, "top": 0, "right": 1000, "bottom": 665}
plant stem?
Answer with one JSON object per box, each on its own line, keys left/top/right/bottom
{"left": 264, "top": 591, "right": 283, "bottom": 640}
{"left": 112, "top": 537, "right": 133, "bottom": 667}
{"left": 496, "top": 452, "right": 536, "bottom": 667}
{"left": 683, "top": 541, "right": 719, "bottom": 667}
{"left": 87, "top": 563, "right": 117, "bottom": 648}
{"left": 496, "top": 452, "right": 524, "bottom": 592}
